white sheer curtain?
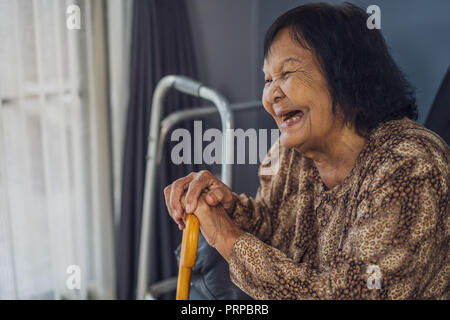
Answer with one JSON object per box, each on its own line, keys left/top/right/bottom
{"left": 0, "top": 0, "right": 125, "bottom": 299}
{"left": 106, "top": 0, "right": 132, "bottom": 227}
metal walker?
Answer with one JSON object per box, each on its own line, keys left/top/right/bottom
{"left": 136, "top": 75, "right": 261, "bottom": 300}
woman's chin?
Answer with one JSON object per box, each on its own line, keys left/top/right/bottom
{"left": 279, "top": 133, "right": 304, "bottom": 149}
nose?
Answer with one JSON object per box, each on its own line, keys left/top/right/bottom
{"left": 265, "top": 79, "right": 285, "bottom": 104}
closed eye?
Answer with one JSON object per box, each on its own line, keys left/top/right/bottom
{"left": 264, "top": 70, "right": 294, "bottom": 84}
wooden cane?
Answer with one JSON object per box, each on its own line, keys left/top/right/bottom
{"left": 176, "top": 214, "right": 200, "bottom": 300}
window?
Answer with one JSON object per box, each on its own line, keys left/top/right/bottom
{"left": 0, "top": 0, "right": 116, "bottom": 299}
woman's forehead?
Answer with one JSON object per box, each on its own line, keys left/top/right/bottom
{"left": 264, "top": 31, "right": 310, "bottom": 64}
{"left": 262, "top": 57, "right": 303, "bottom": 74}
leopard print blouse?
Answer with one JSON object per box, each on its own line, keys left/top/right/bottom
{"left": 228, "top": 117, "right": 449, "bottom": 299}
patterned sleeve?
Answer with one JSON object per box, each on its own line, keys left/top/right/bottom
{"left": 228, "top": 156, "right": 449, "bottom": 299}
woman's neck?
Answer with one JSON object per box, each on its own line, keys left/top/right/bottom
{"left": 303, "top": 125, "right": 367, "bottom": 190}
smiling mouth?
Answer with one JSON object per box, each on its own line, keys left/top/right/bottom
{"left": 281, "top": 110, "right": 303, "bottom": 124}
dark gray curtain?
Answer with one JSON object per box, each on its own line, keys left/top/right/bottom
{"left": 117, "top": 0, "right": 203, "bottom": 300}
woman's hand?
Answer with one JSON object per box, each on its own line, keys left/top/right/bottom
{"left": 181, "top": 192, "right": 244, "bottom": 262}
{"left": 164, "top": 170, "right": 236, "bottom": 230}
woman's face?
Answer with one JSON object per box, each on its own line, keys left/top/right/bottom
{"left": 262, "top": 28, "right": 341, "bottom": 152}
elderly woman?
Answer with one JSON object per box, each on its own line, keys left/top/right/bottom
{"left": 164, "top": 3, "right": 449, "bottom": 299}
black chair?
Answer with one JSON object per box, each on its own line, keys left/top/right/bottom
{"left": 175, "top": 233, "right": 252, "bottom": 300}
{"left": 425, "top": 66, "right": 450, "bottom": 144}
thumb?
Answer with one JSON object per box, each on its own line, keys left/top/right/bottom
{"left": 205, "top": 188, "right": 225, "bottom": 206}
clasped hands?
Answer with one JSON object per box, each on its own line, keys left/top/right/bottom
{"left": 164, "top": 170, "right": 244, "bottom": 262}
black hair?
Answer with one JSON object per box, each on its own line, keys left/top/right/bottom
{"left": 263, "top": 2, "right": 418, "bottom": 135}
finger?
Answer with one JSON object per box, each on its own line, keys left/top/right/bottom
{"left": 167, "top": 192, "right": 184, "bottom": 226}
{"left": 205, "top": 192, "right": 218, "bottom": 206}
{"left": 206, "top": 188, "right": 225, "bottom": 206}
{"left": 170, "top": 175, "right": 195, "bottom": 221}
{"left": 176, "top": 218, "right": 185, "bottom": 229}
{"left": 164, "top": 185, "right": 183, "bottom": 225}
{"left": 166, "top": 189, "right": 184, "bottom": 228}
{"left": 163, "top": 185, "right": 173, "bottom": 216}
{"left": 184, "top": 171, "right": 212, "bottom": 213}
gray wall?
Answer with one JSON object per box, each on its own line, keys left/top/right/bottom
{"left": 186, "top": 0, "right": 450, "bottom": 194}
{"left": 187, "top": 0, "right": 260, "bottom": 102}
{"left": 187, "top": 0, "right": 268, "bottom": 195}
